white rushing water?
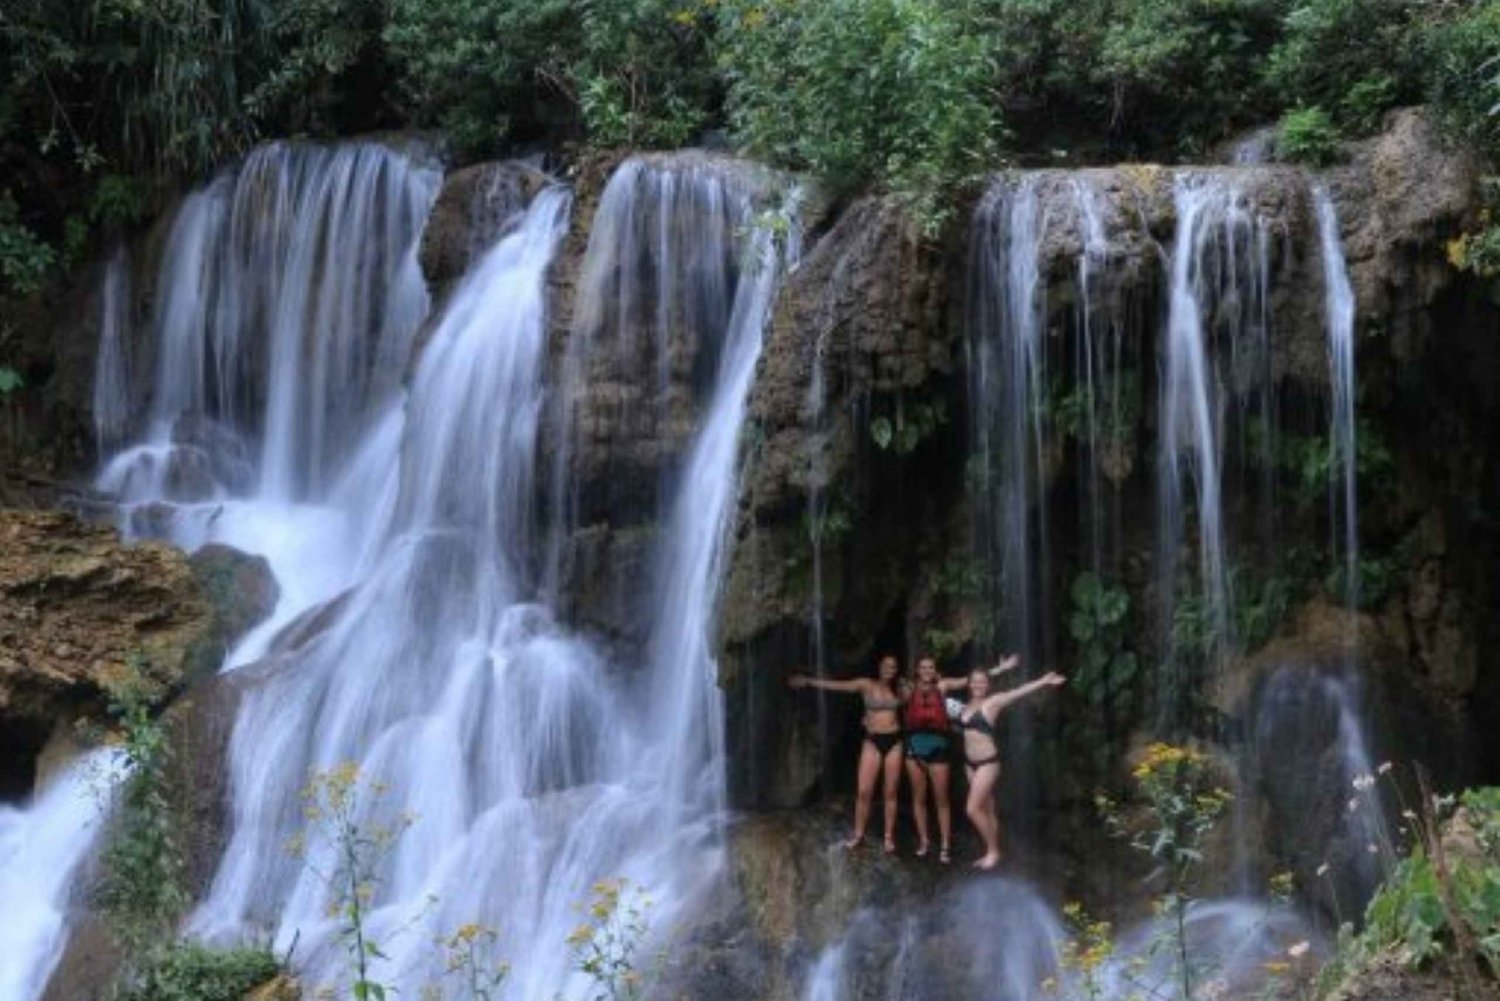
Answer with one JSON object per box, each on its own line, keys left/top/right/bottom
{"left": 71, "top": 140, "right": 798, "bottom": 1000}
{"left": 0, "top": 751, "right": 114, "bottom": 1001}
{"left": 1314, "top": 187, "right": 1359, "bottom": 616}
{"left": 1157, "top": 175, "right": 1279, "bottom": 717}
{"left": 968, "top": 176, "right": 1050, "bottom": 664}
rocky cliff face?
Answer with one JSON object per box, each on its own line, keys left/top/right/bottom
{"left": 386, "top": 109, "right": 1496, "bottom": 824}
{"left": 0, "top": 509, "right": 275, "bottom": 797}
{"left": 715, "top": 107, "right": 1496, "bottom": 820}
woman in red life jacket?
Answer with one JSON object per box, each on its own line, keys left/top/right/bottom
{"left": 903, "top": 654, "right": 1021, "bottom": 864}
{"left": 958, "top": 665, "right": 1067, "bottom": 870}
{"left": 788, "top": 654, "right": 904, "bottom": 853}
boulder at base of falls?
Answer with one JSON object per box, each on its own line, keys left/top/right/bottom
{"left": 0, "top": 509, "right": 276, "bottom": 792}
{"left": 668, "top": 806, "right": 954, "bottom": 1001}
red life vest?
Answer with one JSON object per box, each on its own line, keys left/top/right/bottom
{"left": 904, "top": 687, "right": 949, "bottom": 734}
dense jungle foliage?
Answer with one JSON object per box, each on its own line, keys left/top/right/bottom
{"left": 1, "top": 0, "right": 1497, "bottom": 292}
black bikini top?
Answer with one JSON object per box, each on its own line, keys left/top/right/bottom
{"left": 961, "top": 708, "right": 997, "bottom": 738}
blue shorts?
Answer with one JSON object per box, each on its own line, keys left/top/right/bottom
{"left": 906, "top": 732, "right": 950, "bottom": 763}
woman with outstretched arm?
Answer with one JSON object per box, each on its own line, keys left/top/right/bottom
{"left": 788, "top": 654, "right": 904, "bottom": 852}
{"left": 902, "top": 653, "right": 1020, "bottom": 865}
{"left": 956, "top": 666, "right": 1066, "bottom": 869}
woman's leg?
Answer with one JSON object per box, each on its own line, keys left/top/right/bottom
{"left": 965, "top": 762, "right": 1002, "bottom": 868}
{"left": 905, "top": 757, "right": 930, "bottom": 855}
{"left": 880, "top": 743, "right": 904, "bottom": 851}
{"left": 849, "top": 740, "right": 880, "bottom": 846}
{"left": 931, "top": 761, "right": 953, "bottom": 857}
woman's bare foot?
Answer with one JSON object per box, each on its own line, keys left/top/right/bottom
{"left": 883, "top": 837, "right": 898, "bottom": 855}
{"left": 972, "top": 852, "right": 1002, "bottom": 870}
{"left": 914, "top": 841, "right": 931, "bottom": 858}
{"left": 843, "top": 834, "right": 864, "bottom": 850}
{"left": 939, "top": 846, "right": 951, "bottom": 865}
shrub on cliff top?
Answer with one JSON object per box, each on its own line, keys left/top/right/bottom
{"left": 1266, "top": 0, "right": 1426, "bottom": 134}
{"left": 715, "top": 0, "right": 1000, "bottom": 233}
{"left": 385, "top": 0, "right": 716, "bottom": 155}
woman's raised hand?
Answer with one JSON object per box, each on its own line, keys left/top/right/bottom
{"left": 995, "top": 653, "right": 1020, "bottom": 673}
{"left": 1040, "top": 671, "right": 1066, "bottom": 687}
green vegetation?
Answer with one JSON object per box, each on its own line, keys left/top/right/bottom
{"left": 2, "top": 0, "right": 1498, "bottom": 287}
{"left": 1265, "top": 0, "right": 1422, "bottom": 134}
{"left": 1279, "top": 106, "right": 1343, "bottom": 166}
{"left": 1359, "top": 786, "right": 1500, "bottom": 977}
{"left": 1053, "top": 744, "right": 1233, "bottom": 1001}
{"left": 437, "top": 923, "right": 510, "bottom": 1001}
{"left": 294, "top": 764, "right": 414, "bottom": 1000}
{"left": 89, "top": 656, "right": 287, "bottom": 998}
{"left": 566, "top": 878, "right": 661, "bottom": 1001}
{"left": 94, "top": 660, "right": 189, "bottom": 975}
{"left": 116, "top": 943, "right": 281, "bottom": 1001}
{"left": 988, "top": 0, "right": 1283, "bottom": 159}
{"left": 869, "top": 399, "right": 949, "bottom": 454}
{"left": 385, "top": 0, "right": 714, "bottom": 154}
{"left": 716, "top": 0, "right": 999, "bottom": 229}
{"left": 1066, "top": 572, "right": 1138, "bottom": 708}
{"left": 1308, "top": 778, "right": 1500, "bottom": 999}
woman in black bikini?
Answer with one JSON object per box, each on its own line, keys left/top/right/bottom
{"left": 788, "top": 655, "right": 904, "bottom": 852}
{"left": 959, "top": 666, "right": 1066, "bottom": 870}
{"left": 902, "top": 653, "right": 1021, "bottom": 865}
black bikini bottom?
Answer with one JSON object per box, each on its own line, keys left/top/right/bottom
{"left": 865, "top": 731, "right": 903, "bottom": 756}
{"left": 965, "top": 752, "right": 1000, "bottom": 769}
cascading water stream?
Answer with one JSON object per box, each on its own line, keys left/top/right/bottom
{"left": 1157, "top": 175, "right": 1275, "bottom": 721}
{"left": 968, "top": 176, "right": 1050, "bottom": 665}
{"left": 72, "top": 141, "right": 799, "bottom": 1001}
{"left": 1070, "top": 175, "right": 1130, "bottom": 582}
{"left": 1252, "top": 667, "right": 1393, "bottom": 911}
{"left": 99, "top": 141, "right": 438, "bottom": 520}
{"left": 543, "top": 156, "right": 741, "bottom": 600}
{"left": 1314, "top": 187, "right": 1359, "bottom": 621}
{"left": 0, "top": 751, "right": 114, "bottom": 1001}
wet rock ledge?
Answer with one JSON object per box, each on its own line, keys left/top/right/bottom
{"left": 0, "top": 508, "right": 276, "bottom": 796}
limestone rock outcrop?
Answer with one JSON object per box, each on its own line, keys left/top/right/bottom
{"left": 419, "top": 160, "right": 553, "bottom": 295}
{"left": 0, "top": 509, "right": 275, "bottom": 791}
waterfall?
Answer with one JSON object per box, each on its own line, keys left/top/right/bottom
{"left": 967, "top": 176, "right": 1050, "bottom": 663}
{"left": 1157, "top": 175, "right": 1273, "bottom": 720}
{"left": 1252, "top": 667, "right": 1392, "bottom": 911}
{"left": 804, "top": 246, "right": 853, "bottom": 755}
{"left": 1314, "top": 187, "right": 1359, "bottom": 618}
{"left": 544, "top": 156, "right": 745, "bottom": 600}
{"left": 1070, "top": 175, "right": 1116, "bottom": 578}
{"left": 75, "top": 144, "right": 798, "bottom": 1000}
{"left": 186, "top": 188, "right": 612, "bottom": 995}
{"left": 0, "top": 752, "right": 113, "bottom": 1001}
{"left": 92, "top": 245, "right": 132, "bottom": 455}
{"left": 797, "top": 880, "right": 1066, "bottom": 1001}
{"left": 99, "top": 141, "right": 439, "bottom": 512}
{"left": 801, "top": 939, "right": 847, "bottom": 1001}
